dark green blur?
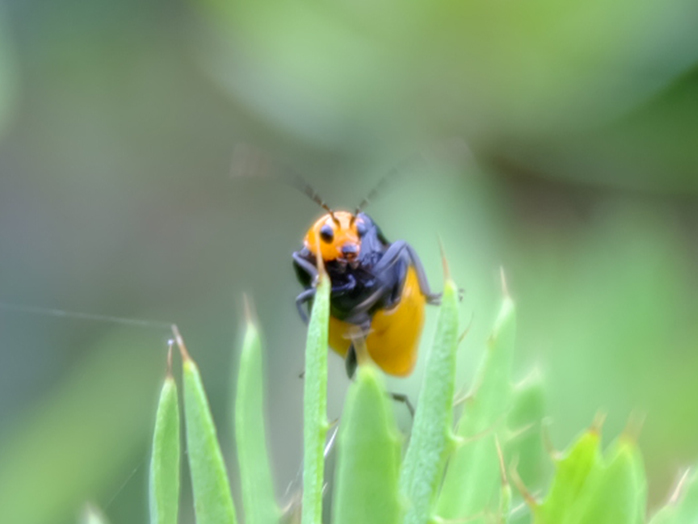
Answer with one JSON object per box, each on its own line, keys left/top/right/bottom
{"left": 0, "top": 0, "right": 697, "bottom": 522}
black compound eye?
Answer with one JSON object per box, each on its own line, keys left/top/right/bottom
{"left": 356, "top": 221, "right": 368, "bottom": 237}
{"left": 320, "top": 224, "right": 334, "bottom": 243}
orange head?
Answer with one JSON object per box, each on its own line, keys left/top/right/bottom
{"left": 304, "top": 211, "right": 367, "bottom": 263}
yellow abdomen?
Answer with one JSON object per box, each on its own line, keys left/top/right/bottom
{"left": 327, "top": 266, "right": 426, "bottom": 376}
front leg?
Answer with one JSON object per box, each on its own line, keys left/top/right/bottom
{"left": 293, "top": 250, "right": 318, "bottom": 283}
{"left": 295, "top": 288, "right": 315, "bottom": 324}
{"left": 374, "top": 240, "right": 441, "bottom": 304}
{"left": 293, "top": 249, "right": 321, "bottom": 325}
{"left": 295, "top": 272, "right": 358, "bottom": 325}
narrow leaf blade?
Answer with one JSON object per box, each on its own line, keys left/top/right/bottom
{"left": 506, "top": 370, "right": 549, "bottom": 491}
{"left": 534, "top": 427, "right": 603, "bottom": 524}
{"left": 181, "top": 349, "right": 237, "bottom": 524}
{"left": 436, "top": 295, "right": 517, "bottom": 520}
{"left": 399, "top": 278, "right": 459, "bottom": 524}
{"left": 235, "top": 320, "right": 280, "bottom": 524}
{"left": 149, "top": 374, "right": 180, "bottom": 524}
{"left": 573, "top": 437, "right": 646, "bottom": 524}
{"left": 332, "top": 366, "right": 402, "bottom": 524}
{"left": 302, "top": 273, "right": 331, "bottom": 524}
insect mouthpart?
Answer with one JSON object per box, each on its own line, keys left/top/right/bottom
{"left": 341, "top": 243, "right": 359, "bottom": 261}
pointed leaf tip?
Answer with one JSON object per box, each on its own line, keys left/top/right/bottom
{"left": 499, "top": 266, "right": 510, "bottom": 298}
{"left": 166, "top": 339, "right": 174, "bottom": 377}
{"left": 171, "top": 324, "right": 191, "bottom": 361}
{"left": 590, "top": 410, "right": 607, "bottom": 435}
{"left": 241, "top": 293, "right": 260, "bottom": 331}
{"left": 81, "top": 503, "right": 109, "bottom": 524}
{"left": 437, "top": 235, "right": 451, "bottom": 280}
{"left": 242, "top": 293, "right": 252, "bottom": 324}
{"left": 621, "top": 411, "right": 646, "bottom": 444}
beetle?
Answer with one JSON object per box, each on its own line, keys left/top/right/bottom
{"left": 293, "top": 204, "right": 441, "bottom": 379}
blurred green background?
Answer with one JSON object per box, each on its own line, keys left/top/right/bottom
{"left": 1, "top": 0, "right": 697, "bottom": 522}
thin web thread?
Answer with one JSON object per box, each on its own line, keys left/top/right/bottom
{"left": 0, "top": 301, "right": 173, "bottom": 329}
{"left": 0, "top": 302, "right": 180, "bottom": 508}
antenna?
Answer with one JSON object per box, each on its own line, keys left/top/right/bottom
{"left": 231, "top": 143, "right": 338, "bottom": 222}
{"left": 352, "top": 153, "right": 429, "bottom": 222}
{"left": 353, "top": 138, "right": 470, "bottom": 219}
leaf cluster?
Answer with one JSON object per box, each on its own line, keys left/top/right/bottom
{"left": 89, "top": 267, "right": 698, "bottom": 524}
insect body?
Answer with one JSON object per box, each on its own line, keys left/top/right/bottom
{"left": 293, "top": 210, "right": 440, "bottom": 378}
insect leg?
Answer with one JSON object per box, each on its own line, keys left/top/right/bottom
{"left": 404, "top": 243, "right": 442, "bottom": 304}
{"left": 374, "top": 241, "right": 441, "bottom": 304}
{"left": 389, "top": 392, "right": 415, "bottom": 417}
{"left": 345, "top": 345, "right": 357, "bottom": 378}
{"left": 342, "top": 286, "right": 387, "bottom": 324}
{"left": 295, "top": 288, "right": 315, "bottom": 324}
{"left": 372, "top": 240, "right": 407, "bottom": 272}
{"left": 292, "top": 251, "right": 318, "bottom": 281}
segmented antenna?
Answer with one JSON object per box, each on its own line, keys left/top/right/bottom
{"left": 353, "top": 154, "right": 427, "bottom": 219}
{"left": 353, "top": 138, "right": 469, "bottom": 219}
{"left": 231, "top": 143, "right": 338, "bottom": 222}
{"left": 288, "top": 172, "right": 335, "bottom": 218}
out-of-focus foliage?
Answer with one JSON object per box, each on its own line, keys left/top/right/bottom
{"left": 80, "top": 504, "right": 110, "bottom": 524}
{"left": 650, "top": 467, "right": 698, "bottom": 524}
{"left": 0, "top": 6, "right": 18, "bottom": 136}
{"left": 0, "top": 331, "right": 163, "bottom": 524}
{"left": 196, "top": 0, "right": 698, "bottom": 190}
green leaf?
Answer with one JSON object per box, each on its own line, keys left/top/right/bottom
{"left": 235, "top": 318, "right": 279, "bottom": 524}
{"left": 572, "top": 436, "right": 646, "bottom": 524}
{"left": 302, "top": 272, "right": 331, "bottom": 524}
{"left": 534, "top": 426, "right": 603, "bottom": 524}
{"left": 399, "top": 277, "right": 459, "bottom": 524}
{"left": 650, "top": 467, "right": 698, "bottom": 524}
{"left": 332, "top": 365, "right": 402, "bottom": 524}
{"left": 149, "top": 361, "right": 180, "bottom": 524}
{"left": 506, "top": 369, "right": 548, "bottom": 491}
{"left": 498, "top": 481, "right": 513, "bottom": 524}
{"left": 176, "top": 330, "right": 237, "bottom": 524}
{"left": 436, "top": 295, "right": 516, "bottom": 521}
